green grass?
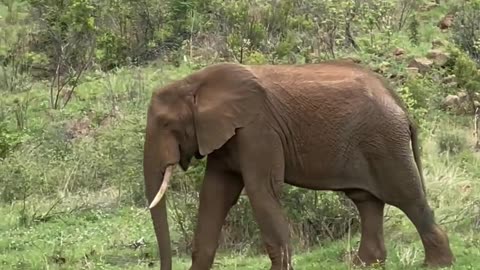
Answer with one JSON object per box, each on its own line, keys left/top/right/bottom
{"left": 2, "top": 1, "right": 480, "bottom": 269}
{"left": 2, "top": 60, "right": 480, "bottom": 270}
{"left": 1, "top": 194, "right": 480, "bottom": 270}
{"left": 2, "top": 58, "right": 480, "bottom": 270}
{"left": 2, "top": 110, "right": 479, "bottom": 270}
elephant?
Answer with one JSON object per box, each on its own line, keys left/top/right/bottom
{"left": 143, "top": 61, "right": 455, "bottom": 270}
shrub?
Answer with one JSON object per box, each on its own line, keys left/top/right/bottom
{"left": 452, "top": 0, "right": 480, "bottom": 63}
{"left": 437, "top": 130, "right": 467, "bottom": 155}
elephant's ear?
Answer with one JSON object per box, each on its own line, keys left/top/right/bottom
{"left": 192, "top": 63, "right": 266, "bottom": 156}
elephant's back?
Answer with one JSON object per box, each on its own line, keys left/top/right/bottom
{"left": 250, "top": 62, "right": 391, "bottom": 99}
{"left": 250, "top": 62, "right": 408, "bottom": 124}
{"left": 249, "top": 62, "right": 411, "bottom": 181}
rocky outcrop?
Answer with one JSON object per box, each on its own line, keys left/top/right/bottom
{"left": 393, "top": 48, "right": 406, "bottom": 58}
{"left": 65, "top": 116, "right": 92, "bottom": 140}
{"left": 438, "top": 14, "right": 454, "bottom": 30}
{"left": 426, "top": 49, "right": 450, "bottom": 66}
{"left": 408, "top": 58, "right": 433, "bottom": 74}
{"left": 442, "top": 91, "right": 479, "bottom": 114}
{"left": 405, "top": 67, "right": 420, "bottom": 76}
{"left": 431, "top": 39, "right": 445, "bottom": 49}
{"left": 422, "top": 1, "right": 439, "bottom": 11}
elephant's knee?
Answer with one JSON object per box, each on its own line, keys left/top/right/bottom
{"left": 191, "top": 244, "right": 216, "bottom": 263}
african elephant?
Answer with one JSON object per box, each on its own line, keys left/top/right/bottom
{"left": 143, "top": 61, "right": 455, "bottom": 270}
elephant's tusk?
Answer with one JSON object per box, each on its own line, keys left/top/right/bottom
{"left": 149, "top": 165, "right": 174, "bottom": 209}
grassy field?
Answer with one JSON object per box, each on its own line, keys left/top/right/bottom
{"left": 2, "top": 121, "right": 480, "bottom": 269}
{"left": 1, "top": 191, "right": 480, "bottom": 270}
{"left": 1, "top": 64, "right": 480, "bottom": 269}
{"left": 2, "top": 1, "right": 480, "bottom": 269}
{"left": 1, "top": 64, "right": 480, "bottom": 270}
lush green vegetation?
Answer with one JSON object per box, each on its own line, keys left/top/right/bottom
{"left": 1, "top": 0, "right": 480, "bottom": 269}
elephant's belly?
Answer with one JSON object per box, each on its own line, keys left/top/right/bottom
{"left": 283, "top": 149, "right": 373, "bottom": 192}
{"left": 285, "top": 176, "right": 361, "bottom": 191}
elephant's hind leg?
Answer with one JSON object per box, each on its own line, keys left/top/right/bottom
{"left": 373, "top": 151, "right": 455, "bottom": 268}
{"left": 395, "top": 200, "right": 455, "bottom": 268}
{"left": 345, "top": 189, "right": 387, "bottom": 267}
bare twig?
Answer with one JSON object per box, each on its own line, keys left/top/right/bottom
{"left": 474, "top": 107, "right": 480, "bottom": 149}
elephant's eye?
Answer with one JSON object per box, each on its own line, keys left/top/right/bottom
{"left": 161, "top": 121, "right": 169, "bottom": 128}
{"left": 155, "top": 117, "right": 169, "bottom": 128}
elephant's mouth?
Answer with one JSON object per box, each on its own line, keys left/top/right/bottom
{"left": 194, "top": 151, "right": 204, "bottom": 160}
{"left": 179, "top": 144, "right": 192, "bottom": 171}
{"left": 149, "top": 146, "right": 203, "bottom": 209}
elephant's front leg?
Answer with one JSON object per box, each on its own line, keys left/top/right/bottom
{"left": 244, "top": 176, "right": 293, "bottom": 270}
{"left": 189, "top": 158, "right": 244, "bottom": 270}
{"left": 238, "top": 130, "right": 292, "bottom": 270}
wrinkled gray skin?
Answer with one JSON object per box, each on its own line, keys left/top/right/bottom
{"left": 143, "top": 61, "right": 455, "bottom": 270}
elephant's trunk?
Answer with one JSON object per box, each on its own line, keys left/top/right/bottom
{"left": 144, "top": 146, "right": 174, "bottom": 269}
{"left": 150, "top": 193, "right": 172, "bottom": 270}
{"left": 145, "top": 167, "right": 173, "bottom": 270}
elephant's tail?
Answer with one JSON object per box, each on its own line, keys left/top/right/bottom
{"left": 410, "top": 122, "right": 426, "bottom": 195}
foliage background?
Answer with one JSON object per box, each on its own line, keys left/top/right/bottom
{"left": 1, "top": 0, "right": 480, "bottom": 269}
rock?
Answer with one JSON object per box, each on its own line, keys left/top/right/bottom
{"left": 408, "top": 58, "right": 433, "bottom": 74}
{"left": 432, "top": 39, "right": 445, "bottom": 48}
{"left": 65, "top": 116, "right": 92, "bottom": 140}
{"left": 421, "top": 1, "right": 439, "bottom": 11}
{"left": 442, "top": 74, "right": 456, "bottom": 83}
{"left": 393, "top": 48, "right": 405, "bottom": 57}
{"left": 442, "top": 94, "right": 464, "bottom": 114}
{"left": 426, "top": 49, "right": 450, "bottom": 66}
{"left": 405, "top": 67, "right": 420, "bottom": 76}
{"left": 441, "top": 90, "right": 474, "bottom": 114}
{"left": 442, "top": 74, "right": 457, "bottom": 87}
{"left": 443, "top": 94, "right": 459, "bottom": 108}
{"left": 457, "top": 90, "right": 468, "bottom": 103}
{"left": 438, "top": 14, "right": 454, "bottom": 30}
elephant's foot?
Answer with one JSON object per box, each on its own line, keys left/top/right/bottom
{"left": 270, "top": 264, "right": 294, "bottom": 270}
{"left": 343, "top": 249, "right": 386, "bottom": 269}
{"left": 266, "top": 244, "right": 294, "bottom": 270}
{"left": 345, "top": 190, "right": 386, "bottom": 268}
{"left": 396, "top": 201, "right": 455, "bottom": 268}
{"left": 422, "top": 226, "right": 455, "bottom": 268}
{"left": 356, "top": 249, "right": 386, "bottom": 268}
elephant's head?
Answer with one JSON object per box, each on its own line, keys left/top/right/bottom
{"left": 143, "top": 63, "right": 265, "bottom": 269}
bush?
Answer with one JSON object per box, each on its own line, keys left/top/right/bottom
{"left": 437, "top": 130, "right": 467, "bottom": 155}
{"left": 452, "top": 0, "right": 480, "bottom": 63}
{"left": 2, "top": 0, "right": 480, "bottom": 262}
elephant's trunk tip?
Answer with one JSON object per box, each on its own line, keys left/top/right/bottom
{"left": 149, "top": 165, "right": 175, "bottom": 209}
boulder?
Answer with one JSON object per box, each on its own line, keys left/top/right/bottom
{"left": 65, "top": 116, "right": 92, "bottom": 140}
{"left": 426, "top": 49, "right": 450, "bottom": 66}
{"left": 442, "top": 74, "right": 457, "bottom": 87}
{"left": 432, "top": 39, "right": 446, "bottom": 48}
{"left": 393, "top": 48, "right": 406, "bottom": 58}
{"left": 442, "top": 91, "right": 475, "bottom": 114}
{"left": 421, "top": 1, "right": 439, "bottom": 11}
{"left": 408, "top": 58, "right": 433, "bottom": 74}
{"left": 438, "top": 14, "right": 454, "bottom": 30}
{"left": 457, "top": 91, "right": 468, "bottom": 104}
{"left": 443, "top": 94, "right": 459, "bottom": 108}
{"left": 405, "top": 67, "right": 420, "bottom": 76}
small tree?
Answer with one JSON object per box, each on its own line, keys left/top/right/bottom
{"left": 28, "top": 0, "right": 96, "bottom": 109}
